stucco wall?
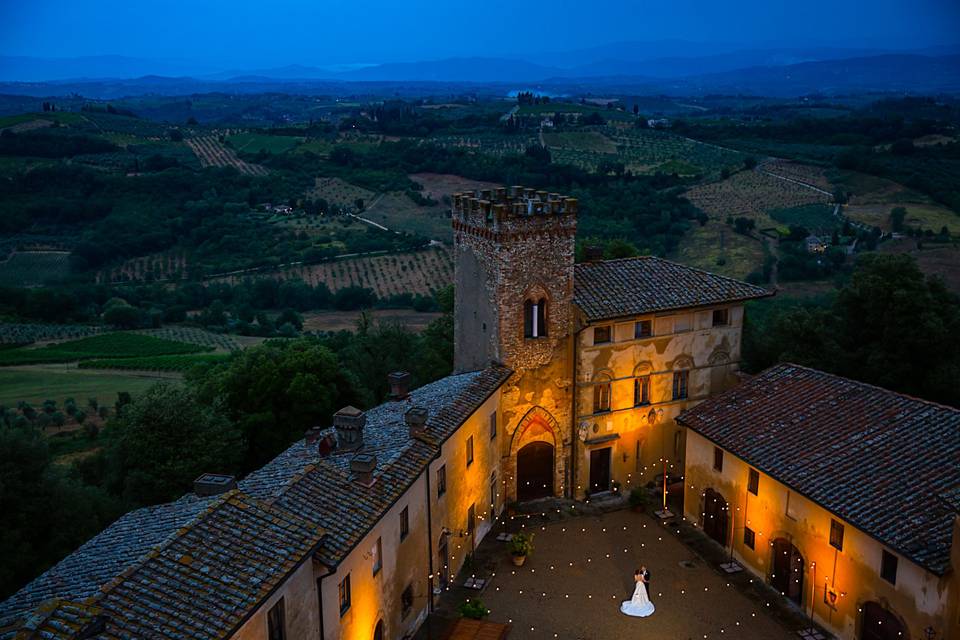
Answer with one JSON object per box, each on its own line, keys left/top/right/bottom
{"left": 233, "top": 559, "right": 320, "bottom": 640}
{"left": 320, "top": 474, "right": 430, "bottom": 640}
{"left": 429, "top": 392, "right": 502, "bottom": 585}
{"left": 572, "top": 306, "right": 743, "bottom": 498}
{"left": 684, "top": 430, "right": 960, "bottom": 640}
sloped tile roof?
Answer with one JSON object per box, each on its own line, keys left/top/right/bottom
{"left": 89, "top": 491, "right": 323, "bottom": 640}
{"left": 573, "top": 256, "right": 771, "bottom": 322}
{"left": 677, "top": 363, "right": 960, "bottom": 575}
{"left": 1, "top": 366, "right": 510, "bottom": 639}
{"left": 0, "top": 495, "right": 214, "bottom": 633}
{"left": 12, "top": 600, "right": 103, "bottom": 640}
{"left": 243, "top": 366, "right": 512, "bottom": 567}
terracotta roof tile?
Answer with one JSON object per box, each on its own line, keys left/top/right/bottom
{"left": 573, "top": 256, "right": 771, "bottom": 322}
{"left": 677, "top": 363, "right": 960, "bottom": 575}
{"left": 243, "top": 366, "right": 512, "bottom": 567}
{"left": 0, "top": 366, "right": 511, "bottom": 638}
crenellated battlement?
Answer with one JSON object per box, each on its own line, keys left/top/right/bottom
{"left": 452, "top": 186, "right": 577, "bottom": 229}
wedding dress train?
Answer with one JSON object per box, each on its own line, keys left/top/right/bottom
{"left": 620, "top": 579, "right": 655, "bottom": 617}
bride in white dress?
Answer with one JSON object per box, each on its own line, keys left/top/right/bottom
{"left": 620, "top": 569, "right": 655, "bottom": 617}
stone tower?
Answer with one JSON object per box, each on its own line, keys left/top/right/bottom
{"left": 452, "top": 186, "right": 577, "bottom": 501}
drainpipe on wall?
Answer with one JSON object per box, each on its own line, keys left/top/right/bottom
{"left": 425, "top": 458, "right": 435, "bottom": 615}
{"left": 569, "top": 323, "right": 584, "bottom": 500}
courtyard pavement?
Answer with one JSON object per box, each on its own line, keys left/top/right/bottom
{"left": 464, "top": 508, "right": 796, "bottom": 640}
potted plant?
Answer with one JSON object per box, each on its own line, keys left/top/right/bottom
{"left": 508, "top": 532, "right": 534, "bottom": 566}
{"left": 629, "top": 486, "right": 651, "bottom": 513}
{"left": 458, "top": 599, "right": 490, "bottom": 620}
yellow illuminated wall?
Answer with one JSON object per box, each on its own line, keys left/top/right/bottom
{"left": 684, "top": 430, "right": 960, "bottom": 640}
{"left": 572, "top": 305, "right": 744, "bottom": 499}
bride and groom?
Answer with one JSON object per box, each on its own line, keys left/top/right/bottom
{"left": 620, "top": 565, "right": 655, "bottom": 617}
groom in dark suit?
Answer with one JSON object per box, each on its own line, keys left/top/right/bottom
{"left": 641, "top": 565, "right": 652, "bottom": 602}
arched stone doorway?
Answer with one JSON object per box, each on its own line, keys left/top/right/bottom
{"left": 771, "top": 537, "right": 805, "bottom": 605}
{"left": 373, "top": 620, "right": 384, "bottom": 640}
{"left": 517, "top": 441, "right": 554, "bottom": 501}
{"left": 860, "top": 602, "right": 908, "bottom": 640}
{"left": 508, "top": 406, "right": 560, "bottom": 502}
{"left": 702, "top": 488, "right": 728, "bottom": 547}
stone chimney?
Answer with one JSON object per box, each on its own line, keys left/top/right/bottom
{"left": 193, "top": 473, "right": 237, "bottom": 496}
{"left": 350, "top": 452, "right": 377, "bottom": 487}
{"left": 405, "top": 406, "right": 429, "bottom": 438}
{"left": 333, "top": 406, "right": 365, "bottom": 451}
{"left": 585, "top": 245, "right": 604, "bottom": 262}
{"left": 388, "top": 371, "right": 412, "bottom": 400}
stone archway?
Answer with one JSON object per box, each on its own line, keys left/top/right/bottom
{"left": 517, "top": 441, "right": 554, "bottom": 501}
{"left": 860, "top": 602, "right": 908, "bottom": 640}
{"left": 771, "top": 537, "right": 805, "bottom": 605}
{"left": 508, "top": 406, "right": 560, "bottom": 502}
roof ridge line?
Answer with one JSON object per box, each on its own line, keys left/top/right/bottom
{"left": 776, "top": 362, "right": 960, "bottom": 413}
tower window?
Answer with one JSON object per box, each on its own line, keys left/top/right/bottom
{"left": 524, "top": 298, "right": 548, "bottom": 338}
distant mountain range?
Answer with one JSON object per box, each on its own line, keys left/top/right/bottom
{"left": 0, "top": 42, "right": 958, "bottom": 98}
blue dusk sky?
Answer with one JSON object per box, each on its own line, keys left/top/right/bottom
{"left": 2, "top": 0, "right": 959, "bottom": 68}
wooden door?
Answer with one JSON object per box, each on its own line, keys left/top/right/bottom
{"left": 771, "top": 538, "right": 804, "bottom": 605}
{"left": 517, "top": 442, "right": 554, "bottom": 501}
{"left": 703, "top": 489, "right": 728, "bottom": 546}
{"left": 861, "top": 602, "right": 908, "bottom": 640}
{"left": 589, "top": 447, "right": 612, "bottom": 493}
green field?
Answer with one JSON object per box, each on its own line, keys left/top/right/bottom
{"left": 227, "top": 132, "right": 303, "bottom": 154}
{"left": 0, "top": 368, "right": 163, "bottom": 407}
{"left": 79, "top": 353, "right": 229, "bottom": 372}
{"left": 769, "top": 204, "right": 838, "bottom": 231}
{"left": 0, "top": 333, "right": 208, "bottom": 366}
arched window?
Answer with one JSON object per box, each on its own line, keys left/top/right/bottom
{"left": 523, "top": 297, "right": 548, "bottom": 338}
{"left": 593, "top": 374, "right": 611, "bottom": 413}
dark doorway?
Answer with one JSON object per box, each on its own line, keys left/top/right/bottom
{"left": 438, "top": 534, "right": 449, "bottom": 588}
{"left": 588, "top": 447, "right": 612, "bottom": 493}
{"left": 771, "top": 538, "right": 805, "bottom": 605}
{"left": 861, "top": 602, "right": 908, "bottom": 640}
{"left": 373, "top": 620, "right": 383, "bottom": 640}
{"left": 702, "top": 488, "right": 728, "bottom": 547}
{"left": 517, "top": 441, "right": 554, "bottom": 501}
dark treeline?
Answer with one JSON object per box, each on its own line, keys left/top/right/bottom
{"left": 744, "top": 253, "right": 960, "bottom": 408}
{"left": 0, "top": 129, "right": 118, "bottom": 158}
{"left": 0, "top": 276, "right": 442, "bottom": 329}
{"left": 0, "top": 296, "right": 455, "bottom": 600}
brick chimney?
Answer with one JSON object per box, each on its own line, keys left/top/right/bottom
{"left": 585, "top": 245, "right": 604, "bottom": 262}
{"left": 194, "top": 473, "right": 237, "bottom": 496}
{"left": 333, "top": 406, "right": 365, "bottom": 451}
{"left": 318, "top": 433, "right": 336, "bottom": 457}
{"left": 304, "top": 426, "right": 323, "bottom": 445}
{"left": 388, "top": 371, "right": 412, "bottom": 400}
{"left": 350, "top": 452, "right": 377, "bottom": 487}
{"left": 405, "top": 406, "right": 429, "bottom": 438}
